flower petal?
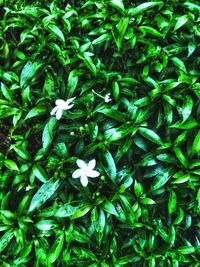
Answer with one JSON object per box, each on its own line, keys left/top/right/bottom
{"left": 87, "top": 159, "right": 96, "bottom": 170}
{"left": 87, "top": 170, "right": 100, "bottom": 178}
{"left": 65, "top": 97, "right": 76, "bottom": 105}
{"left": 55, "top": 99, "right": 66, "bottom": 107}
{"left": 104, "top": 93, "right": 111, "bottom": 103}
{"left": 56, "top": 108, "right": 63, "bottom": 120}
{"left": 80, "top": 175, "right": 88, "bottom": 187}
{"left": 72, "top": 169, "right": 83, "bottom": 178}
{"left": 76, "top": 159, "right": 87, "bottom": 169}
{"left": 63, "top": 103, "right": 74, "bottom": 110}
{"left": 50, "top": 106, "right": 58, "bottom": 116}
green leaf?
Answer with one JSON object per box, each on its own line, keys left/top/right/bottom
{"left": 177, "top": 246, "right": 195, "bottom": 254}
{"left": 120, "top": 176, "right": 133, "bottom": 192}
{"left": 168, "top": 190, "right": 177, "bottom": 215}
{"left": 134, "top": 180, "right": 144, "bottom": 197}
{"left": 139, "top": 154, "right": 157, "bottom": 167}
{"left": 183, "top": 2, "right": 200, "bottom": 12}
{"left": 138, "top": 26, "right": 163, "bottom": 38}
{"left": 117, "top": 255, "right": 141, "bottom": 265}
{"left": 172, "top": 173, "right": 190, "bottom": 184}
{"left": 174, "top": 15, "right": 189, "bottom": 31}
{"left": 13, "top": 145, "right": 32, "bottom": 161}
{"left": 188, "top": 40, "right": 196, "bottom": 57}
{"left": 32, "top": 163, "right": 48, "bottom": 183}
{"left": 171, "top": 57, "right": 187, "bottom": 73}
{"left": 1, "top": 82, "right": 13, "bottom": 101}
{"left": 156, "top": 153, "right": 177, "bottom": 164}
{"left": 3, "top": 72, "right": 19, "bottom": 83}
{"left": 173, "top": 207, "right": 185, "bottom": 225}
{"left": 25, "top": 105, "right": 48, "bottom": 120}
{"left": 165, "top": 82, "right": 182, "bottom": 92}
{"left": 174, "top": 147, "right": 188, "bottom": 168}
{"left": 46, "top": 23, "right": 65, "bottom": 43}
{"left": 112, "top": 81, "right": 120, "bottom": 101}
{"left": 28, "top": 178, "right": 60, "bottom": 212}
{"left": 35, "top": 219, "right": 57, "bottom": 231}
{"left": 42, "top": 117, "right": 57, "bottom": 152}
{"left": 140, "top": 197, "right": 155, "bottom": 205}
{"left": 20, "top": 61, "right": 44, "bottom": 88}
{"left": 55, "top": 203, "right": 78, "bottom": 218}
{"left": 48, "top": 232, "right": 65, "bottom": 263}
{"left": 138, "top": 127, "right": 162, "bottom": 145}
{"left": 97, "top": 106, "right": 126, "bottom": 122}
{"left": 83, "top": 54, "right": 97, "bottom": 75}
{"left": 170, "top": 119, "right": 198, "bottom": 129}
{"left": 0, "top": 231, "right": 14, "bottom": 253}
{"left": 114, "top": 17, "right": 129, "bottom": 50}
{"left": 128, "top": 2, "right": 164, "bottom": 16}
{"left": 133, "top": 136, "right": 148, "bottom": 151}
{"left": 192, "top": 130, "right": 200, "bottom": 155}
{"left": 4, "top": 159, "right": 19, "bottom": 171}
{"left": 107, "top": 124, "right": 136, "bottom": 142}
{"left": 102, "top": 149, "right": 117, "bottom": 181}
{"left": 92, "top": 33, "right": 110, "bottom": 45}
{"left": 108, "top": 0, "right": 125, "bottom": 14}
{"left": 0, "top": 107, "right": 18, "bottom": 119}
{"left": 54, "top": 143, "right": 68, "bottom": 158}
{"left": 120, "top": 77, "right": 139, "bottom": 85}
{"left": 143, "top": 76, "right": 160, "bottom": 90}
{"left": 67, "top": 70, "right": 78, "bottom": 97}
{"left": 102, "top": 200, "right": 118, "bottom": 216}
{"left": 43, "top": 72, "right": 54, "bottom": 95}
{"left": 150, "top": 168, "right": 173, "bottom": 191}
{"left": 70, "top": 205, "right": 92, "bottom": 220}
{"left": 181, "top": 95, "right": 193, "bottom": 122}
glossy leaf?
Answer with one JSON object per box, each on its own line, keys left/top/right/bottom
{"left": 28, "top": 178, "right": 60, "bottom": 212}
{"left": 138, "top": 127, "right": 162, "bottom": 145}
{"left": 128, "top": 2, "right": 164, "bottom": 16}
{"left": 108, "top": 0, "right": 125, "bottom": 14}
{"left": 0, "top": 231, "right": 14, "bottom": 253}
{"left": 46, "top": 23, "right": 65, "bottom": 43}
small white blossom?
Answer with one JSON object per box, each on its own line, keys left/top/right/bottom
{"left": 104, "top": 93, "right": 111, "bottom": 103}
{"left": 50, "top": 97, "right": 76, "bottom": 120}
{"left": 72, "top": 159, "right": 100, "bottom": 187}
{"left": 25, "top": 185, "right": 31, "bottom": 191}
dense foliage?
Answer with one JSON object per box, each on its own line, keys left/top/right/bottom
{"left": 0, "top": 0, "right": 200, "bottom": 266}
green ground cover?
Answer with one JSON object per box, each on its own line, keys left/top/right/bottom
{"left": 0, "top": 0, "right": 200, "bottom": 266}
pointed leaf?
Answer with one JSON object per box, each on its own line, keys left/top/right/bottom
{"left": 48, "top": 233, "right": 65, "bottom": 263}
{"left": 192, "top": 130, "right": 200, "bottom": 155}
{"left": 102, "top": 200, "right": 118, "bottom": 216}
{"left": 20, "top": 61, "right": 43, "bottom": 88}
{"left": 181, "top": 95, "right": 193, "bottom": 122}
{"left": 0, "top": 231, "right": 14, "bottom": 253}
{"left": 128, "top": 2, "right": 164, "bottom": 16}
{"left": 174, "top": 15, "right": 188, "bottom": 31}
{"left": 171, "top": 57, "right": 187, "bottom": 73}
{"left": 108, "top": 0, "right": 125, "bottom": 14}
{"left": 150, "top": 168, "right": 173, "bottom": 191}
{"left": 4, "top": 159, "right": 19, "bottom": 171}
{"left": 138, "top": 127, "right": 162, "bottom": 145}
{"left": 46, "top": 23, "right": 65, "bottom": 43}
{"left": 28, "top": 178, "right": 60, "bottom": 212}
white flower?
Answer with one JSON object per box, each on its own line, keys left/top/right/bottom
{"left": 72, "top": 159, "right": 100, "bottom": 187}
{"left": 50, "top": 97, "right": 76, "bottom": 120}
{"left": 104, "top": 93, "right": 111, "bottom": 103}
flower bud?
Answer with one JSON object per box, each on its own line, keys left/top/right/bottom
{"left": 96, "top": 192, "right": 100, "bottom": 197}
{"left": 100, "top": 175, "right": 105, "bottom": 181}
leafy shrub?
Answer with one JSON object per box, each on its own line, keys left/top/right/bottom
{"left": 0, "top": 0, "right": 200, "bottom": 266}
